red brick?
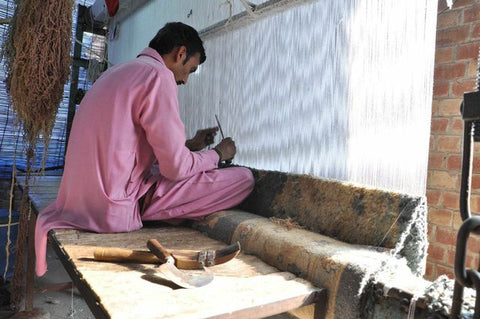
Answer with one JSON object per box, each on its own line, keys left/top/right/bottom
{"left": 435, "top": 46, "right": 455, "bottom": 63}
{"left": 436, "top": 264, "right": 455, "bottom": 279}
{"left": 429, "top": 152, "right": 446, "bottom": 169}
{"left": 428, "top": 170, "right": 458, "bottom": 189}
{"left": 451, "top": 118, "right": 464, "bottom": 133}
{"left": 431, "top": 118, "right": 450, "bottom": 133}
{"left": 466, "top": 195, "right": 480, "bottom": 213}
{"left": 432, "top": 99, "right": 440, "bottom": 115}
{"left": 438, "top": 10, "right": 461, "bottom": 29}
{"left": 437, "top": 135, "right": 462, "bottom": 151}
{"left": 428, "top": 224, "right": 435, "bottom": 242}
{"left": 453, "top": 212, "right": 464, "bottom": 228}
{"left": 467, "top": 252, "right": 479, "bottom": 269}
{"left": 472, "top": 253, "right": 480, "bottom": 269}
{"left": 436, "top": 98, "right": 464, "bottom": 116}
{"left": 448, "top": 250, "right": 477, "bottom": 269}
{"left": 454, "top": 0, "right": 479, "bottom": 8}
{"left": 470, "top": 194, "right": 480, "bottom": 211}
{"left": 424, "top": 261, "right": 435, "bottom": 280}
{"left": 447, "top": 248, "right": 455, "bottom": 265}
{"left": 472, "top": 174, "right": 480, "bottom": 188}
{"left": 436, "top": 26, "right": 470, "bottom": 46}
{"left": 467, "top": 60, "right": 479, "bottom": 77}
{"left": 442, "top": 191, "right": 460, "bottom": 209}
{"left": 429, "top": 208, "right": 453, "bottom": 226}
{"left": 435, "top": 62, "right": 467, "bottom": 80}
{"left": 436, "top": 227, "right": 458, "bottom": 245}
{"left": 467, "top": 233, "right": 480, "bottom": 254}
{"left": 457, "top": 43, "right": 480, "bottom": 60}
{"left": 434, "top": 81, "right": 450, "bottom": 97}
{"left": 427, "top": 189, "right": 442, "bottom": 205}
{"left": 428, "top": 243, "right": 447, "bottom": 262}
{"left": 464, "top": 6, "right": 480, "bottom": 23}
{"left": 451, "top": 79, "right": 477, "bottom": 97}
{"left": 440, "top": 0, "right": 465, "bottom": 13}
{"left": 472, "top": 157, "right": 480, "bottom": 173}
{"left": 446, "top": 154, "right": 462, "bottom": 170}
{"left": 438, "top": 1, "right": 448, "bottom": 13}
{"left": 472, "top": 23, "right": 480, "bottom": 39}
{"left": 446, "top": 249, "right": 475, "bottom": 266}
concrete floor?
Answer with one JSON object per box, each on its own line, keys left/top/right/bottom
{"left": 1, "top": 243, "right": 92, "bottom": 319}
{"left": 31, "top": 244, "right": 93, "bottom": 319}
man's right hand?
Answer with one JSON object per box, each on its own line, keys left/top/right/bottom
{"left": 214, "top": 137, "right": 236, "bottom": 161}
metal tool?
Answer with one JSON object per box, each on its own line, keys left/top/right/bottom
{"left": 93, "top": 242, "right": 241, "bottom": 269}
{"left": 214, "top": 114, "right": 232, "bottom": 165}
{"left": 146, "top": 239, "right": 214, "bottom": 288}
{"left": 215, "top": 114, "right": 225, "bottom": 140}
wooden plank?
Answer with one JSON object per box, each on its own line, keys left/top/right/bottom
{"left": 21, "top": 174, "right": 326, "bottom": 318}
{"left": 51, "top": 227, "right": 324, "bottom": 319}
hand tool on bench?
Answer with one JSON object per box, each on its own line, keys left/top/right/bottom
{"left": 146, "top": 239, "right": 213, "bottom": 288}
{"left": 93, "top": 241, "right": 241, "bottom": 269}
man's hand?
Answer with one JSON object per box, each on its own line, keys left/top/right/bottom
{"left": 185, "top": 127, "right": 218, "bottom": 151}
{"left": 214, "top": 137, "right": 236, "bottom": 161}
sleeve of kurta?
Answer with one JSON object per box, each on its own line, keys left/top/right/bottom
{"left": 138, "top": 69, "right": 219, "bottom": 181}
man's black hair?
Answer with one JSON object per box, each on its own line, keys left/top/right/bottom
{"left": 149, "top": 22, "right": 206, "bottom": 64}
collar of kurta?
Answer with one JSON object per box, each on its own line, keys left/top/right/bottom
{"left": 137, "top": 47, "right": 166, "bottom": 66}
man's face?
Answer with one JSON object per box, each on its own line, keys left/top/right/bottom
{"left": 173, "top": 52, "right": 201, "bottom": 85}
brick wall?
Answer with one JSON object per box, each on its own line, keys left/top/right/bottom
{"left": 426, "top": 0, "right": 480, "bottom": 280}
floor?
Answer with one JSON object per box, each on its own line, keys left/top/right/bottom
{"left": 32, "top": 244, "right": 93, "bottom": 319}
{"left": 1, "top": 243, "right": 92, "bottom": 319}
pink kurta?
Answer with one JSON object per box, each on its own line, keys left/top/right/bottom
{"left": 35, "top": 48, "right": 254, "bottom": 276}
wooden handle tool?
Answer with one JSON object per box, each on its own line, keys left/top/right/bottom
{"left": 93, "top": 242, "right": 241, "bottom": 270}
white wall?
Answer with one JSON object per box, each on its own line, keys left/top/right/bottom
{"left": 107, "top": 0, "right": 437, "bottom": 195}
{"left": 108, "top": 0, "right": 267, "bottom": 64}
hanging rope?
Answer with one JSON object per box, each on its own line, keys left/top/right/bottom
{"left": 5, "top": 0, "right": 73, "bottom": 154}
{"left": 2, "top": 0, "right": 73, "bottom": 310}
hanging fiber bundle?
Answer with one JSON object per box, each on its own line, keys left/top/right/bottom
{"left": 2, "top": 0, "right": 73, "bottom": 310}
{"left": 5, "top": 0, "right": 73, "bottom": 148}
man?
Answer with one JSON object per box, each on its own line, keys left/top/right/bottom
{"left": 35, "top": 22, "right": 255, "bottom": 276}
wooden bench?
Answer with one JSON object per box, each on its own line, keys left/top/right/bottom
{"left": 19, "top": 174, "right": 327, "bottom": 319}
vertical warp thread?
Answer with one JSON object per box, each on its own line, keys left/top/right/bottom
{"left": 178, "top": 0, "right": 436, "bottom": 195}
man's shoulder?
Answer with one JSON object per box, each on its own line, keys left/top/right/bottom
{"left": 107, "top": 56, "right": 169, "bottom": 80}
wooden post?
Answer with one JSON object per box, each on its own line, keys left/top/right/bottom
{"left": 25, "top": 210, "right": 36, "bottom": 311}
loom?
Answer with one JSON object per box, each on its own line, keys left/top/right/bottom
{"left": 104, "top": 0, "right": 476, "bottom": 317}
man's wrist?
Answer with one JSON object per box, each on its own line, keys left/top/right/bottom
{"left": 213, "top": 148, "right": 223, "bottom": 162}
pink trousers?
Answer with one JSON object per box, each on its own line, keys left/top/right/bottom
{"left": 141, "top": 166, "right": 254, "bottom": 222}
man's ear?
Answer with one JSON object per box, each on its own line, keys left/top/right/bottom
{"left": 175, "top": 46, "right": 187, "bottom": 63}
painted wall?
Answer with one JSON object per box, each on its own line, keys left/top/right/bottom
{"left": 107, "top": 0, "right": 437, "bottom": 196}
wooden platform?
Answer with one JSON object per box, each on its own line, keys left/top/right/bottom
{"left": 19, "top": 174, "right": 326, "bottom": 319}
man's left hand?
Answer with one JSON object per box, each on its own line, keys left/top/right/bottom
{"left": 186, "top": 127, "right": 219, "bottom": 151}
